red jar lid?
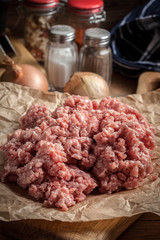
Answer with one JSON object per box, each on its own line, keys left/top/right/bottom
{"left": 68, "top": 0, "right": 104, "bottom": 15}
{"left": 24, "top": 0, "right": 59, "bottom": 9}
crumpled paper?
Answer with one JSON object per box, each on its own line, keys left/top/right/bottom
{"left": 0, "top": 82, "right": 159, "bottom": 222}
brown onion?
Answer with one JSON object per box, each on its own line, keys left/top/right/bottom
{"left": 64, "top": 72, "right": 109, "bottom": 99}
{"left": 0, "top": 56, "right": 48, "bottom": 92}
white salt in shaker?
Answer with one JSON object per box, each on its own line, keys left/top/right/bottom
{"left": 45, "top": 25, "right": 78, "bottom": 91}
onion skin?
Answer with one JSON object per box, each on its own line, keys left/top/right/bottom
{"left": 0, "top": 57, "right": 48, "bottom": 92}
{"left": 64, "top": 72, "right": 110, "bottom": 99}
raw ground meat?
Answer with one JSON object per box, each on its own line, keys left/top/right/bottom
{"left": 0, "top": 95, "right": 156, "bottom": 210}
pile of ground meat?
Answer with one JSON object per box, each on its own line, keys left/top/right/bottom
{"left": 0, "top": 95, "right": 156, "bottom": 211}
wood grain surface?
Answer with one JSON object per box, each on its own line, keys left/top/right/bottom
{"left": 0, "top": 213, "right": 160, "bottom": 240}
{"left": 136, "top": 71, "right": 160, "bottom": 94}
{"left": 0, "top": 30, "right": 45, "bottom": 77}
{"left": 118, "top": 213, "right": 160, "bottom": 240}
{"left": 0, "top": 215, "right": 141, "bottom": 240}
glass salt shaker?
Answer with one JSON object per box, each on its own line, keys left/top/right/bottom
{"left": 45, "top": 25, "right": 78, "bottom": 92}
{"left": 79, "top": 28, "right": 112, "bottom": 86}
{"left": 23, "top": 0, "right": 59, "bottom": 63}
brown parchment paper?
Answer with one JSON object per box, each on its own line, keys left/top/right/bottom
{"left": 0, "top": 82, "right": 160, "bottom": 222}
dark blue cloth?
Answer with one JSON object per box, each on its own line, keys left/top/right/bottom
{"left": 110, "top": 0, "right": 160, "bottom": 77}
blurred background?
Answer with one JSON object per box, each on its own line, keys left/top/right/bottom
{"left": 6, "top": 0, "right": 147, "bottom": 36}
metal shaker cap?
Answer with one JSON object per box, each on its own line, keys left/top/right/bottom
{"left": 49, "top": 25, "right": 75, "bottom": 43}
{"left": 84, "top": 28, "right": 110, "bottom": 46}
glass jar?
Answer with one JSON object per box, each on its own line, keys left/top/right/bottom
{"left": 23, "top": 0, "right": 59, "bottom": 63}
{"left": 79, "top": 28, "right": 112, "bottom": 86}
{"left": 59, "top": 0, "right": 67, "bottom": 9}
{"left": 58, "top": 0, "right": 67, "bottom": 16}
{"left": 45, "top": 25, "right": 78, "bottom": 91}
{"left": 59, "top": 0, "right": 106, "bottom": 50}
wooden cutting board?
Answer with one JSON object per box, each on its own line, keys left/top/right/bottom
{"left": 0, "top": 33, "right": 141, "bottom": 240}
{"left": 0, "top": 29, "right": 45, "bottom": 76}
{"left": 0, "top": 215, "right": 141, "bottom": 240}
{"left": 136, "top": 71, "right": 160, "bottom": 94}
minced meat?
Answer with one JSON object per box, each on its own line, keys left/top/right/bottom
{"left": 0, "top": 95, "right": 156, "bottom": 210}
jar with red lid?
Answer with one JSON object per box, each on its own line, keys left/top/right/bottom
{"left": 23, "top": 0, "right": 59, "bottom": 62}
{"left": 59, "top": 0, "right": 106, "bottom": 50}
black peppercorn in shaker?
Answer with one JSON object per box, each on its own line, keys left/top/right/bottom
{"left": 79, "top": 28, "right": 112, "bottom": 86}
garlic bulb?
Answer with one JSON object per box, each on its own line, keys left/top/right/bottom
{"left": 64, "top": 72, "right": 109, "bottom": 99}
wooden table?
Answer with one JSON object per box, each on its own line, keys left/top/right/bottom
{"left": 118, "top": 213, "right": 160, "bottom": 240}
{"left": 0, "top": 32, "right": 160, "bottom": 240}
{"left": 0, "top": 213, "right": 160, "bottom": 240}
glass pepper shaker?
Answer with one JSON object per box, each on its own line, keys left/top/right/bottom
{"left": 45, "top": 24, "right": 78, "bottom": 92}
{"left": 23, "top": 0, "right": 59, "bottom": 63}
{"left": 79, "top": 28, "right": 112, "bottom": 86}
